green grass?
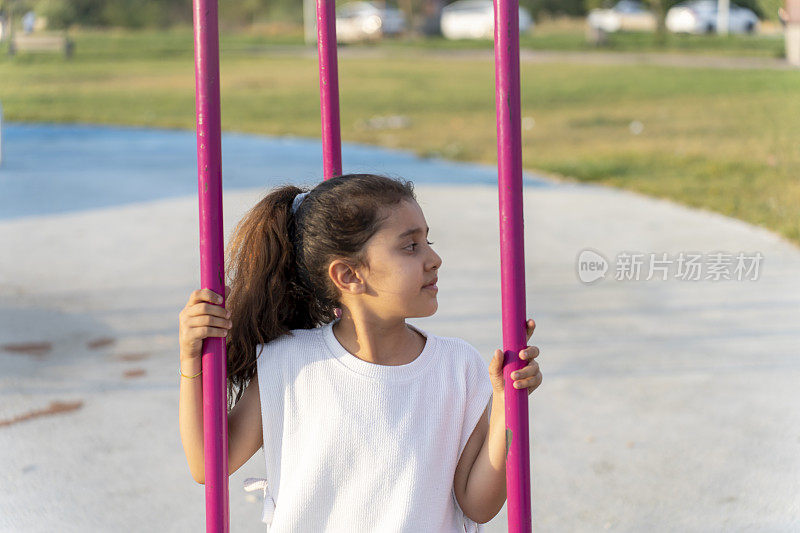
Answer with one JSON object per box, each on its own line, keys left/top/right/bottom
{"left": 0, "top": 27, "right": 798, "bottom": 246}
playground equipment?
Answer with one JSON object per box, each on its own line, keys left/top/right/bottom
{"left": 315, "top": 0, "right": 343, "bottom": 179}
{"left": 191, "top": 1, "right": 229, "bottom": 529}
{"left": 191, "top": 0, "right": 532, "bottom": 529}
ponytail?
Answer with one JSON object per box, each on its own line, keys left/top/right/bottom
{"left": 223, "top": 185, "right": 332, "bottom": 409}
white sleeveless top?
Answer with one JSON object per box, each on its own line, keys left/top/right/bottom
{"left": 242, "top": 318, "right": 493, "bottom": 532}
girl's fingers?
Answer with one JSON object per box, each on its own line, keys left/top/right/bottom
{"left": 512, "top": 371, "right": 543, "bottom": 390}
{"left": 188, "top": 315, "right": 232, "bottom": 330}
{"left": 186, "top": 302, "right": 230, "bottom": 319}
{"left": 518, "top": 345, "right": 540, "bottom": 360}
{"left": 188, "top": 288, "right": 224, "bottom": 306}
{"left": 527, "top": 372, "right": 543, "bottom": 394}
{"left": 195, "top": 327, "right": 229, "bottom": 338}
{"left": 510, "top": 362, "right": 539, "bottom": 380}
{"left": 526, "top": 318, "right": 536, "bottom": 332}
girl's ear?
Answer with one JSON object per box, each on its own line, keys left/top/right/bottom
{"left": 328, "top": 259, "right": 365, "bottom": 296}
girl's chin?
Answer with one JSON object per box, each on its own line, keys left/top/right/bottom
{"left": 417, "top": 303, "right": 438, "bottom": 318}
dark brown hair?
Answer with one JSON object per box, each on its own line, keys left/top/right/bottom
{"left": 223, "top": 173, "right": 417, "bottom": 409}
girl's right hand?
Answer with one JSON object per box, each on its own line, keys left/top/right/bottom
{"left": 179, "top": 286, "right": 232, "bottom": 361}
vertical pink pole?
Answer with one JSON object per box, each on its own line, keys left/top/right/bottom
{"left": 192, "top": 0, "right": 230, "bottom": 531}
{"left": 315, "top": 0, "right": 343, "bottom": 180}
{"left": 493, "top": 0, "right": 532, "bottom": 530}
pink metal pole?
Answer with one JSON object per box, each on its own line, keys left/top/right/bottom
{"left": 493, "top": 0, "right": 532, "bottom": 530}
{"left": 315, "top": 0, "right": 343, "bottom": 180}
{"left": 192, "top": 0, "right": 230, "bottom": 531}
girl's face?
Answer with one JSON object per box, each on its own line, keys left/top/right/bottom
{"left": 352, "top": 199, "right": 442, "bottom": 320}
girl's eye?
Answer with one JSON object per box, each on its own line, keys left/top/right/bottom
{"left": 405, "top": 240, "right": 435, "bottom": 251}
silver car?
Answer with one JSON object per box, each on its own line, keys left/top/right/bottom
{"left": 440, "top": 0, "right": 533, "bottom": 40}
{"left": 666, "top": 0, "right": 759, "bottom": 34}
{"left": 587, "top": 0, "right": 656, "bottom": 33}
{"left": 336, "top": 1, "right": 406, "bottom": 43}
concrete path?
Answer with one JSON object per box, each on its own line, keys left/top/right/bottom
{"left": 1, "top": 136, "right": 798, "bottom": 531}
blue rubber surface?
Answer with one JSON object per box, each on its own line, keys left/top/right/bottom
{"left": 0, "top": 122, "right": 554, "bottom": 220}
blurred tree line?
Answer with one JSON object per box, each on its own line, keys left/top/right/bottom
{"left": 0, "top": 0, "right": 779, "bottom": 31}
{"left": 1, "top": 0, "right": 286, "bottom": 29}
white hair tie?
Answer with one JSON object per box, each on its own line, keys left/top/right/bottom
{"left": 291, "top": 191, "right": 309, "bottom": 215}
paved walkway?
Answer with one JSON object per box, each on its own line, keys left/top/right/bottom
{"left": 1, "top": 128, "right": 798, "bottom": 531}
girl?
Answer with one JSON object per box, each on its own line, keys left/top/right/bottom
{"left": 178, "top": 173, "right": 542, "bottom": 531}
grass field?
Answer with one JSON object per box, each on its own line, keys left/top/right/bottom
{"left": 0, "top": 24, "right": 798, "bottom": 246}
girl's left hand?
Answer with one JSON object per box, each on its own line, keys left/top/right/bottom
{"left": 489, "top": 318, "right": 541, "bottom": 396}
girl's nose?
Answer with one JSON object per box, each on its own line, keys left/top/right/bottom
{"left": 429, "top": 249, "right": 442, "bottom": 270}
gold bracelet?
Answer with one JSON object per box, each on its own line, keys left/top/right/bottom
{"left": 180, "top": 368, "right": 203, "bottom": 379}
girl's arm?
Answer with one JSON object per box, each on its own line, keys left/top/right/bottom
{"left": 458, "top": 330, "right": 542, "bottom": 523}
{"left": 177, "top": 287, "right": 264, "bottom": 484}
{"left": 457, "top": 393, "right": 507, "bottom": 524}
{"left": 179, "top": 357, "right": 206, "bottom": 483}
{"left": 179, "top": 360, "right": 264, "bottom": 484}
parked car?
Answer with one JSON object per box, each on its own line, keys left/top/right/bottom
{"left": 587, "top": 0, "right": 656, "bottom": 33}
{"left": 336, "top": 1, "right": 406, "bottom": 43}
{"left": 440, "top": 0, "right": 533, "bottom": 40}
{"left": 666, "top": 0, "right": 759, "bottom": 34}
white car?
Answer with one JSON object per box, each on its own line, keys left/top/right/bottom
{"left": 587, "top": 0, "right": 656, "bottom": 33}
{"left": 440, "top": 0, "right": 533, "bottom": 40}
{"left": 666, "top": 0, "right": 759, "bottom": 34}
{"left": 336, "top": 2, "right": 406, "bottom": 43}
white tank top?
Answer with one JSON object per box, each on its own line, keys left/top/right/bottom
{"left": 242, "top": 318, "right": 493, "bottom": 532}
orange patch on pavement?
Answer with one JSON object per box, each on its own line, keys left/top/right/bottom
{"left": 1, "top": 342, "right": 53, "bottom": 357}
{"left": 87, "top": 337, "right": 115, "bottom": 349}
{"left": 123, "top": 368, "right": 146, "bottom": 378}
{"left": 117, "top": 353, "right": 150, "bottom": 361}
{"left": 0, "top": 400, "right": 84, "bottom": 428}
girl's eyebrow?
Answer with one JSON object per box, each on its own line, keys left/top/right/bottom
{"left": 397, "top": 226, "right": 430, "bottom": 239}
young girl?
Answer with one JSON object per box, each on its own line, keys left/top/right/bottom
{"left": 178, "top": 173, "right": 542, "bottom": 531}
